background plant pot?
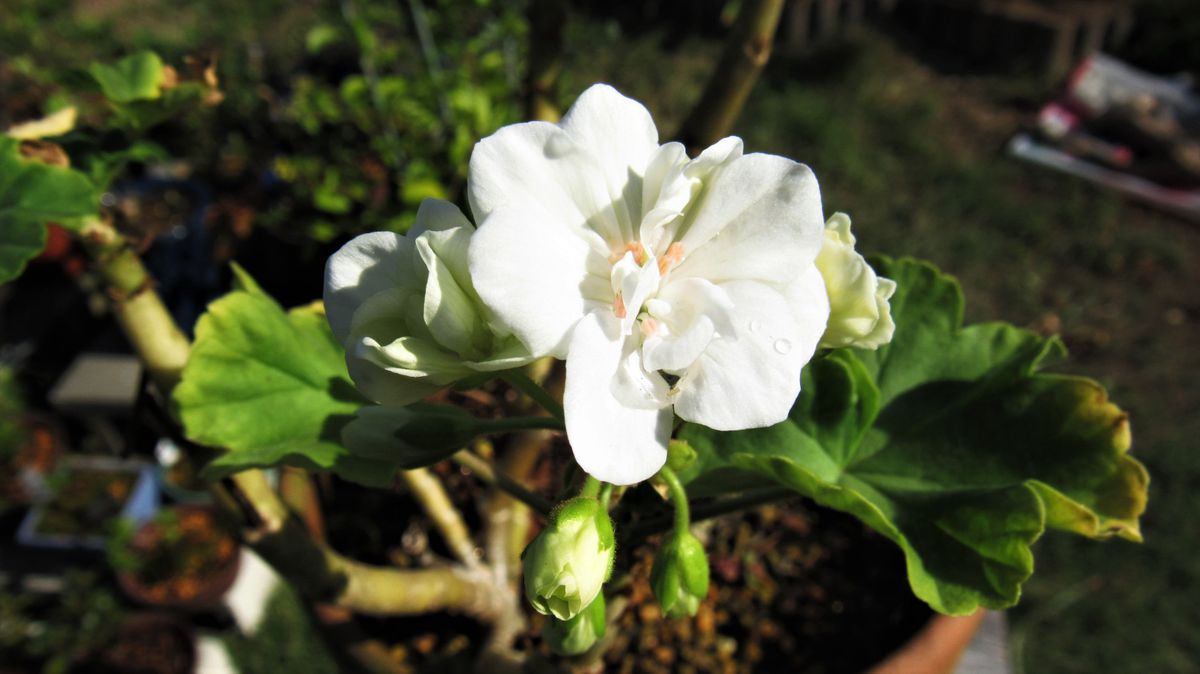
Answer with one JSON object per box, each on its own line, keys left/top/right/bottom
{"left": 14, "top": 455, "right": 159, "bottom": 550}
{"left": 153, "top": 438, "right": 214, "bottom": 506}
{"left": 89, "top": 611, "right": 196, "bottom": 674}
{"left": 0, "top": 412, "right": 64, "bottom": 507}
{"left": 116, "top": 505, "right": 241, "bottom": 612}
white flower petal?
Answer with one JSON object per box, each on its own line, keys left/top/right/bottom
{"left": 615, "top": 339, "right": 672, "bottom": 410}
{"left": 673, "top": 272, "right": 828, "bottom": 430}
{"left": 464, "top": 336, "right": 537, "bottom": 372}
{"left": 420, "top": 251, "right": 484, "bottom": 359}
{"left": 560, "top": 83, "right": 660, "bottom": 237}
{"left": 416, "top": 227, "right": 487, "bottom": 358}
{"left": 324, "top": 232, "right": 421, "bottom": 343}
{"left": 357, "top": 336, "right": 471, "bottom": 383}
{"left": 638, "top": 137, "right": 742, "bottom": 255}
{"left": 641, "top": 142, "right": 689, "bottom": 223}
{"left": 564, "top": 312, "right": 672, "bottom": 485}
{"left": 469, "top": 206, "right": 609, "bottom": 358}
{"left": 468, "top": 120, "right": 626, "bottom": 248}
{"left": 643, "top": 316, "right": 713, "bottom": 374}
{"left": 345, "top": 346, "right": 443, "bottom": 406}
{"left": 411, "top": 197, "right": 474, "bottom": 236}
{"left": 641, "top": 278, "right": 735, "bottom": 373}
{"left": 683, "top": 135, "right": 744, "bottom": 180}
{"left": 674, "top": 154, "right": 824, "bottom": 284}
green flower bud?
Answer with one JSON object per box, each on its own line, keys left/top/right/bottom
{"left": 543, "top": 593, "right": 606, "bottom": 656}
{"left": 650, "top": 529, "right": 709, "bottom": 618}
{"left": 666, "top": 439, "right": 698, "bottom": 473}
{"left": 814, "top": 212, "right": 896, "bottom": 350}
{"left": 522, "top": 497, "right": 615, "bottom": 621}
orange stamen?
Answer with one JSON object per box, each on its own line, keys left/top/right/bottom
{"left": 640, "top": 317, "right": 659, "bottom": 337}
{"left": 658, "top": 242, "right": 685, "bottom": 274}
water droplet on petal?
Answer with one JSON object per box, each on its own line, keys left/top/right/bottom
{"left": 748, "top": 320, "right": 761, "bottom": 333}
{"left": 773, "top": 339, "right": 792, "bottom": 355}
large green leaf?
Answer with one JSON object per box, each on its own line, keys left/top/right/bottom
{"left": 0, "top": 138, "right": 97, "bottom": 283}
{"left": 680, "top": 257, "right": 1148, "bottom": 615}
{"left": 173, "top": 289, "right": 397, "bottom": 487}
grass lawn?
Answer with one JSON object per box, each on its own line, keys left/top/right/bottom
{"left": 568, "top": 21, "right": 1199, "bottom": 674}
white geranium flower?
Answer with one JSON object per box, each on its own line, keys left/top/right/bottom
{"left": 815, "top": 212, "right": 896, "bottom": 350}
{"left": 325, "top": 198, "right": 533, "bottom": 405}
{"left": 467, "top": 84, "right": 830, "bottom": 485}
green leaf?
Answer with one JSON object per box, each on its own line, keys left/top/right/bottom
{"left": 228, "top": 261, "right": 266, "bottom": 296}
{"left": 174, "top": 290, "right": 397, "bottom": 487}
{"left": 86, "top": 52, "right": 220, "bottom": 131}
{"left": 88, "top": 51, "right": 166, "bottom": 103}
{"left": 680, "top": 257, "right": 1147, "bottom": 616}
{"left": 82, "top": 140, "right": 167, "bottom": 191}
{"left": 0, "top": 138, "right": 97, "bottom": 283}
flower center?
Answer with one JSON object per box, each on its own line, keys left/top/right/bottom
{"left": 609, "top": 242, "right": 685, "bottom": 338}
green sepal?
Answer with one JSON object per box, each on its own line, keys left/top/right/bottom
{"left": 650, "top": 530, "right": 709, "bottom": 618}
{"left": 543, "top": 593, "right": 606, "bottom": 656}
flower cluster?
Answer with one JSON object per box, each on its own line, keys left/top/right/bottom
{"left": 325, "top": 84, "right": 894, "bottom": 486}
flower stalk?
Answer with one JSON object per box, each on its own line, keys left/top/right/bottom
{"left": 453, "top": 447, "right": 553, "bottom": 516}
{"left": 676, "top": 0, "right": 787, "bottom": 154}
{"left": 400, "top": 467, "right": 481, "bottom": 568}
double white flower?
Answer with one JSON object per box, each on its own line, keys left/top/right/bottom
{"left": 468, "top": 85, "right": 830, "bottom": 485}
{"left": 326, "top": 84, "right": 895, "bottom": 487}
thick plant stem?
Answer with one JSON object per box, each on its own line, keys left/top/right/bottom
{"left": 480, "top": 432, "right": 548, "bottom": 659}
{"left": 675, "top": 0, "right": 786, "bottom": 154}
{"left": 482, "top": 433, "right": 549, "bottom": 582}
{"left": 454, "top": 446, "right": 553, "bottom": 516}
{"left": 224, "top": 470, "right": 499, "bottom": 618}
{"left": 79, "top": 217, "right": 190, "bottom": 392}
{"left": 526, "top": 0, "right": 566, "bottom": 122}
{"left": 279, "top": 467, "right": 326, "bottom": 540}
{"left": 400, "top": 467, "right": 481, "bottom": 568}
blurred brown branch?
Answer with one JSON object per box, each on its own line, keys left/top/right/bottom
{"left": 676, "top": 0, "right": 787, "bottom": 154}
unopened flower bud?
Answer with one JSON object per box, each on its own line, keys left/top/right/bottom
{"left": 543, "top": 593, "right": 606, "bottom": 656}
{"left": 815, "top": 212, "right": 896, "bottom": 350}
{"left": 523, "top": 497, "right": 615, "bottom": 620}
{"left": 650, "top": 529, "right": 709, "bottom": 618}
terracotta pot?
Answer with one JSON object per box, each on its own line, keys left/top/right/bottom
{"left": 116, "top": 505, "right": 241, "bottom": 612}
{"left": 867, "top": 610, "right": 988, "bottom": 674}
